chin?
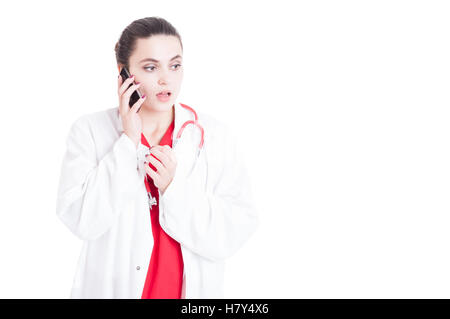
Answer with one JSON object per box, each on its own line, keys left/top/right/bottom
{"left": 143, "top": 101, "right": 173, "bottom": 111}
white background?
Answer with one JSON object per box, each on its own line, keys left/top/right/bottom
{"left": 0, "top": 0, "right": 449, "bottom": 298}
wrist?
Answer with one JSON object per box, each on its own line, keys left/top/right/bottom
{"left": 124, "top": 132, "right": 140, "bottom": 149}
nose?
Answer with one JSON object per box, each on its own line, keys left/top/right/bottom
{"left": 157, "top": 69, "right": 169, "bottom": 86}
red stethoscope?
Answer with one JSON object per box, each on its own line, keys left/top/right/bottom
{"left": 146, "top": 102, "right": 205, "bottom": 208}
{"left": 172, "top": 103, "right": 205, "bottom": 158}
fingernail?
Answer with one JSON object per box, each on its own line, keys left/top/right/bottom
{"left": 135, "top": 81, "right": 140, "bottom": 84}
{"left": 142, "top": 94, "right": 146, "bottom": 99}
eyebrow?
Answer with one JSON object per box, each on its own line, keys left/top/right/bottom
{"left": 139, "top": 55, "right": 182, "bottom": 63}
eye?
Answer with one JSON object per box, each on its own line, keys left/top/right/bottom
{"left": 144, "top": 66, "right": 156, "bottom": 71}
{"left": 172, "top": 63, "right": 182, "bottom": 70}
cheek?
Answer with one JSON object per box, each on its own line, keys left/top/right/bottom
{"left": 172, "top": 74, "right": 183, "bottom": 89}
{"left": 142, "top": 84, "right": 159, "bottom": 96}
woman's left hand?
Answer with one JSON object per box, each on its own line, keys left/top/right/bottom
{"left": 144, "top": 145, "right": 178, "bottom": 195}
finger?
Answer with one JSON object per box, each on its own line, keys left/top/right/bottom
{"left": 145, "top": 163, "right": 159, "bottom": 183}
{"left": 130, "top": 94, "right": 147, "bottom": 114}
{"left": 160, "top": 145, "right": 177, "bottom": 165}
{"left": 118, "top": 75, "right": 127, "bottom": 115}
{"left": 118, "top": 76, "right": 136, "bottom": 96}
{"left": 147, "top": 147, "right": 171, "bottom": 168}
{"left": 120, "top": 83, "right": 142, "bottom": 110}
{"left": 146, "top": 152, "right": 166, "bottom": 172}
{"left": 118, "top": 76, "right": 136, "bottom": 115}
{"left": 154, "top": 145, "right": 176, "bottom": 166}
{"left": 121, "top": 82, "right": 142, "bottom": 102}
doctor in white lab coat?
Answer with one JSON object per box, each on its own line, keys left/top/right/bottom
{"left": 55, "top": 19, "right": 259, "bottom": 298}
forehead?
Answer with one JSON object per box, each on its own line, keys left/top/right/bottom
{"left": 130, "top": 35, "right": 182, "bottom": 63}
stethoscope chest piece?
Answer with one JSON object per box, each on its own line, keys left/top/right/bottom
{"left": 148, "top": 191, "right": 157, "bottom": 208}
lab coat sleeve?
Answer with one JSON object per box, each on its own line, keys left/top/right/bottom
{"left": 158, "top": 124, "right": 259, "bottom": 262}
{"left": 56, "top": 115, "right": 142, "bottom": 241}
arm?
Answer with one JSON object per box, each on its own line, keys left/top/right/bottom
{"left": 158, "top": 124, "right": 259, "bottom": 262}
{"left": 55, "top": 115, "right": 142, "bottom": 241}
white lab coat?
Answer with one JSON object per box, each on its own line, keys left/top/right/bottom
{"left": 55, "top": 101, "right": 259, "bottom": 299}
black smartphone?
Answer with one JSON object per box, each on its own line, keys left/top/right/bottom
{"left": 119, "top": 67, "right": 142, "bottom": 108}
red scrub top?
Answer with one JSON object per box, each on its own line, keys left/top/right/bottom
{"left": 140, "top": 118, "right": 184, "bottom": 299}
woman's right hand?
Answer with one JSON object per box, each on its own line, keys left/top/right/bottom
{"left": 117, "top": 74, "right": 147, "bottom": 149}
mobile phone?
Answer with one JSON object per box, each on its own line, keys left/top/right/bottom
{"left": 119, "top": 67, "right": 142, "bottom": 108}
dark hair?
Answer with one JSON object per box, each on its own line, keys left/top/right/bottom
{"left": 114, "top": 17, "right": 183, "bottom": 69}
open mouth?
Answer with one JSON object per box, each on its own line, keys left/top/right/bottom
{"left": 156, "top": 91, "right": 171, "bottom": 96}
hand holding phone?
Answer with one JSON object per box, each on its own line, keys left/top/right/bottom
{"left": 119, "top": 67, "right": 144, "bottom": 108}
{"left": 117, "top": 67, "right": 147, "bottom": 148}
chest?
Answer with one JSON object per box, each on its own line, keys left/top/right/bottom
{"left": 142, "top": 131, "right": 166, "bottom": 147}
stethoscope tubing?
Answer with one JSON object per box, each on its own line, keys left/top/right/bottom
{"left": 172, "top": 103, "right": 205, "bottom": 155}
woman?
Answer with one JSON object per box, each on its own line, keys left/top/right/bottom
{"left": 56, "top": 16, "right": 259, "bottom": 299}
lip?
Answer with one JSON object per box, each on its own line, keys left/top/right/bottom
{"left": 156, "top": 91, "right": 171, "bottom": 102}
{"left": 156, "top": 90, "right": 171, "bottom": 96}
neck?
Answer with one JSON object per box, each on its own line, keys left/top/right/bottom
{"left": 139, "top": 104, "right": 174, "bottom": 135}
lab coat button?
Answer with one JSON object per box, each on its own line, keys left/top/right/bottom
{"left": 136, "top": 266, "right": 140, "bottom": 270}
